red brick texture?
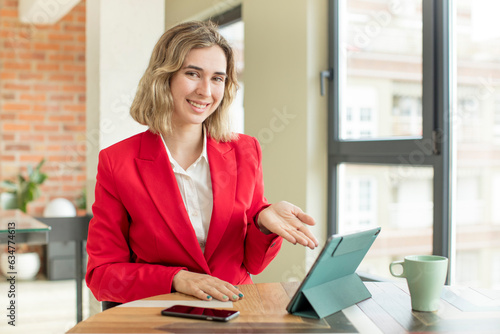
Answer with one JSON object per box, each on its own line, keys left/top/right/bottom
{"left": 0, "top": 0, "right": 86, "bottom": 216}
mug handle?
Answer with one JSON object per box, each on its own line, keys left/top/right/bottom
{"left": 389, "top": 260, "right": 405, "bottom": 278}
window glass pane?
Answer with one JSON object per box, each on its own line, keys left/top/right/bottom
{"left": 219, "top": 21, "right": 245, "bottom": 133}
{"left": 341, "top": 0, "right": 423, "bottom": 139}
{"left": 338, "top": 164, "right": 433, "bottom": 279}
{"left": 454, "top": 0, "right": 500, "bottom": 289}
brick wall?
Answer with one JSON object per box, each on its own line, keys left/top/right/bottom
{"left": 0, "top": 0, "right": 86, "bottom": 216}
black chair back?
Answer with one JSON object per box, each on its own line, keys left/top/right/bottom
{"left": 102, "top": 301, "right": 122, "bottom": 310}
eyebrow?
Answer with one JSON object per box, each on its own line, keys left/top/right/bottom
{"left": 184, "top": 65, "right": 226, "bottom": 76}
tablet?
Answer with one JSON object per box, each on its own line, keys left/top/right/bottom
{"left": 286, "top": 226, "right": 381, "bottom": 319}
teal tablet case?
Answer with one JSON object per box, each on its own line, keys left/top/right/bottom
{"left": 286, "top": 227, "right": 381, "bottom": 319}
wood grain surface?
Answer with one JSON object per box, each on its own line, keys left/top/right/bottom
{"left": 67, "top": 281, "right": 500, "bottom": 333}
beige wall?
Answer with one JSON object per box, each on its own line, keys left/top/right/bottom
{"left": 242, "top": 0, "right": 328, "bottom": 282}
{"left": 86, "top": 0, "right": 164, "bottom": 210}
{"left": 165, "top": 0, "right": 242, "bottom": 28}
{"left": 165, "top": 0, "right": 329, "bottom": 282}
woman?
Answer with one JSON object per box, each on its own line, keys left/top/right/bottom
{"left": 86, "top": 21, "right": 318, "bottom": 305}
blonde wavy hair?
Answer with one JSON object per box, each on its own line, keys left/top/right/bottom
{"left": 130, "top": 21, "right": 238, "bottom": 142}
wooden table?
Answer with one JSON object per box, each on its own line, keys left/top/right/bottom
{"left": 67, "top": 281, "right": 500, "bottom": 333}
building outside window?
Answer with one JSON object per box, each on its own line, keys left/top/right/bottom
{"left": 329, "top": 0, "right": 500, "bottom": 288}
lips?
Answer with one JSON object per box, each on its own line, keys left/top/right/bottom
{"left": 188, "top": 99, "right": 210, "bottom": 109}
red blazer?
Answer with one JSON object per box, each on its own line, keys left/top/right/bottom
{"left": 85, "top": 130, "right": 283, "bottom": 303}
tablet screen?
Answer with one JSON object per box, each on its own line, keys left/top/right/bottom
{"left": 286, "top": 227, "right": 381, "bottom": 318}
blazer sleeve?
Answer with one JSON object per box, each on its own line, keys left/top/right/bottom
{"left": 243, "top": 137, "right": 283, "bottom": 274}
{"left": 85, "top": 149, "right": 186, "bottom": 303}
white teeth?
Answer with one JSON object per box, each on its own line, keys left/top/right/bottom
{"left": 188, "top": 100, "right": 208, "bottom": 108}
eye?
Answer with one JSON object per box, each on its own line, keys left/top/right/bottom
{"left": 186, "top": 71, "right": 199, "bottom": 78}
{"left": 213, "top": 76, "right": 225, "bottom": 83}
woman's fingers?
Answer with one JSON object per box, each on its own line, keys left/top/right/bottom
{"left": 276, "top": 228, "right": 298, "bottom": 245}
{"left": 277, "top": 224, "right": 316, "bottom": 249}
{"left": 276, "top": 212, "right": 318, "bottom": 249}
{"left": 204, "top": 284, "right": 243, "bottom": 302}
{"left": 172, "top": 270, "right": 244, "bottom": 302}
{"left": 257, "top": 202, "right": 319, "bottom": 249}
{"left": 296, "top": 211, "right": 316, "bottom": 227}
{"left": 287, "top": 228, "right": 316, "bottom": 249}
{"left": 296, "top": 224, "right": 319, "bottom": 248}
{"left": 191, "top": 287, "right": 213, "bottom": 301}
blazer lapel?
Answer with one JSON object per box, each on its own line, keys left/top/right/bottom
{"left": 134, "top": 130, "right": 209, "bottom": 273}
{"left": 204, "top": 138, "right": 237, "bottom": 262}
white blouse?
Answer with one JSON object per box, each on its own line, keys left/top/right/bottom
{"left": 161, "top": 133, "right": 213, "bottom": 253}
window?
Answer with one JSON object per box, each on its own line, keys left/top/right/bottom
{"left": 340, "top": 0, "right": 423, "bottom": 140}
{"left": 392, "top": 94, "right": 422, "bottom": 135}
{"left": 338, "top": 164, "right": 433, "bottom": 278}
{"left": 328, "top": 0, "right": 500, "bottom": 288}
{"left": 454, "top": 0, "right": 500, "bottom": 288}
{"left": 493, "top": 98, "right": 500, "bottom": 142}
{"left": 493, "top": 252, "right": 500, "bottom": 289}
{"left": 342, "top": 87, "right": 378, "bottom": 138}
{"left": 214, "top": 6, "right": 244, "bottom": 133}
{"left": 338, "top": 166, "right": 378, "bottom": 231}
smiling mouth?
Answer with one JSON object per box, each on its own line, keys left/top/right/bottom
{"left": 188, "top": 100, "right": 210, "bottom": 109}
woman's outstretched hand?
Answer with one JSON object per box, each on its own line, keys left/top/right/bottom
{"left": 257, "top": 201, "right": 319, "bottom": 249}
{"left": 172, "top": 270, "right": 244, "bottom": 302}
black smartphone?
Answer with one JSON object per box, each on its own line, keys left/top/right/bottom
{"left": 161, "top": 305, "right": 240, "bottom": 322}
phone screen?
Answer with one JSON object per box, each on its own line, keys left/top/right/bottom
{"left": 161, "top": 305, "right": 240, "bottom": 322}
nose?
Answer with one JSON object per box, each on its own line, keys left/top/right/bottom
{"left": 196, "top": 78, "right": 211, "bottom": 97}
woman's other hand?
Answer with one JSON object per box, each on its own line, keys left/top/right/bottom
{"left": 172, "top": 270, "right": 244, "bottom": 302}
{"left": 257, "top": 201, "right": 319, "bottom": 249}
